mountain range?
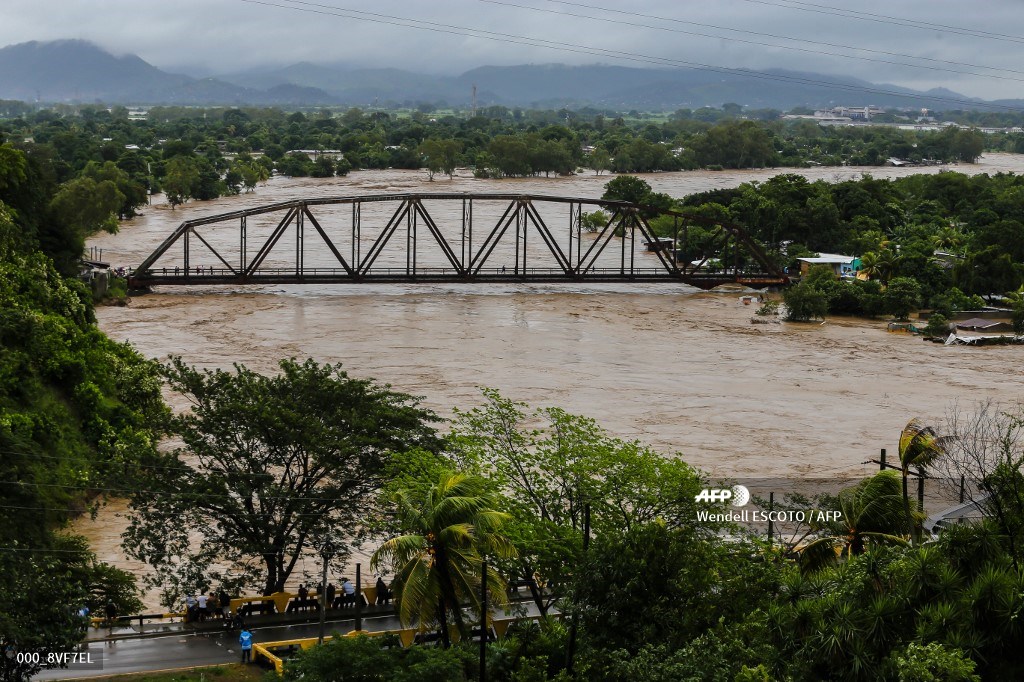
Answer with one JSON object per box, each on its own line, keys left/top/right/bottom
{"left": 0, "top": 39, "right": 1002, "bottom": 111}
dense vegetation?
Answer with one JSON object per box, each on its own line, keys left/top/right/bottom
{"left": 274, "top": 397, "right": 1024, "bottom": 682}
{"left": 0, "top": 103, "right": 992, "bottom": 212}
{"left": 0, "top": 143, "right": 165, "bottom": 679}
{"left": 661, "top": 171, "right": 1024, "bottom": 320}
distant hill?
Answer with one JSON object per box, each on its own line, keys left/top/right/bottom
{"left": 0, "top": 40, "right": 337, "bottom": 105}
{"left": 0, "top": 39, "right": 991, "bottom": 111}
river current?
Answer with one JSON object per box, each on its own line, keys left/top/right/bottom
{"left": 78, "top": 155, "right": 1024, "bottom": 604}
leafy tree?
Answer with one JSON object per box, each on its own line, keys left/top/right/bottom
{"left": 310, "top": 156, "right": 337, "bottom": 178}
{"left": 49, "top": 176, "right": 124, "bottom": 238}
{"left": 0, "top": 536, "right": 90, "bottom": 679}
{"left": 602, "top": 175, "right": 653, "bottom": 205}
{"left": 922, "top": 313, "right": 951, "bottom": 338}
{"left": 419, "top": 139, "right": 462, "bottom": 179}
{"left": 0, "top": 202, "right": 156, "bottom": 679}
{"left": 580, "top": 210, "right": 609, "bottom": 232}
{"left": 451, "top": 390, "right": 704, "bottom": 616}
{"left": 277, "top": 152, "right": 314, "bottom": 177}
{"left": 162, "top": 156, "right": 199, "bottom": 208}
{"left": 82, "top": 160, "right": 147, "bottom": 219}
{"left": 574, "top": 522, "right": 782, "bottom": 655}
{"left": 783, "top": 281, "right": 829, "bottom": 321}
{"left": 125, "top": 358, "right": 441, "bottom": 597}
{"left": 954, "top": 246, "right": 1022, "bottom": 300}
{"left": 893, "top": 642, "right": 980, "bottom": 682}
{"left": 371, "top": 472, "right": 516, "bottom": 647}
{"left": 884, "top": 277, "right": 923, "bottom": 320}
{"left": 588, "top": 147, "right": 610, "bottom": 175}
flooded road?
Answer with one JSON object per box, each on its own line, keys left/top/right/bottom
{"left": 78, "top": 156, "right": 1024, "bottom": 606}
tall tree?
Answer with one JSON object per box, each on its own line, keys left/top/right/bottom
{"left": 371, "top": 472, "right": 516, "bottom": 647}
{"left": 125, "top": 358, "right": 441, "bottom": 598}
{"left": 898, "top": 419, "right": 948, "bottom": 543}
{"left": 799, "top": 471, "right": 911, "bottom": 572}
{"left": 451, "top": 389, "right": 705, "bottom": 616}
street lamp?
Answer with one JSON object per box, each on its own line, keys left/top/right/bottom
{"left": 313, "top": 536, "right": 338, "bottom": 645}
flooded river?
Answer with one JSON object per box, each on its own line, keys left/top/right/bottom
{"left": 79, "top": 155, "right": 1024, "bottom": 605}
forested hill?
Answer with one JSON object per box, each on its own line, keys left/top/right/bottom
{"left": 0, "top": 39, "right": 988, "bottom": 110}
{"left": 0, "top": 141, "right": 165, "bottom": 680}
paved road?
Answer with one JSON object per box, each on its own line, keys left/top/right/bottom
{"left": 35, "top": 604, "right": 546, "bottom": 680}
{"left": 35, "top": 613, "right": 410, "bottom": 680}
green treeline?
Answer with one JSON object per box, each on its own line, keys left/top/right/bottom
{"left": 0, "top": 104, "right": 993, "bottom": 212}
{"left": 667, "top": 171, "right": 1024, "bottom": 319}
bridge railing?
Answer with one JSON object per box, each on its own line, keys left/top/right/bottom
{"left": 128, "top": 266, "right": 780, "bottom": 279}
{"left": 129, "top": 266, "right": 695, "bottom": 278}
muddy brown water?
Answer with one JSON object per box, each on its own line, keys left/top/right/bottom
{"left": 78, "top": 156, "right": 1024, "bottom": 608}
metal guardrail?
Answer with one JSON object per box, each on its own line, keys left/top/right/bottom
{"left": 252, "top": 615, "right": 559, "bottom": 674}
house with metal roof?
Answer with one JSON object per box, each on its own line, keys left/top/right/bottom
{"left": 796, "top": 253, "right": 860, "bottom": 277}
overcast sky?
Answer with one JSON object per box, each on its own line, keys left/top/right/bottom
{"left": 3, "top": 0, "right": 1023, "bottom": 100}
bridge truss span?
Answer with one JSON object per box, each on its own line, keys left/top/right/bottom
{"left": 128, "top": 193, "right": 787, "bottom": 290}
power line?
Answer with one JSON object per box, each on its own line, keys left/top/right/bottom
{"left": 739, "top": 0, "right": 1024, "bottom": 45}
{"left": 0, "top": 502, "right": 362, "bottom": 519}
{"left": 237, "top": 0, "right": 1024, "bottom": 112}
{"left": 0, "top": 447, "right": 310, "bottom": 475}
{"left": 527, "top": 0, "right": 1024, "bottom": 81}
{"left": 1, "top": 478, "right": 375, "bottom": 503}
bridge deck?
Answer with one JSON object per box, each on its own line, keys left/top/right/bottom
{"left": 128, "top": 267, "right": 786, "bottom": 289}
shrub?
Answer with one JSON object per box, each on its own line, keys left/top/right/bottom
{"left": 922, "top": 314, "right": 950, "bottom": 338}
{"left": 783, "top": 282, "right": 829, "bottom": 321}
{"left": 884, "top": 277, "right": 922, "bottom": 321}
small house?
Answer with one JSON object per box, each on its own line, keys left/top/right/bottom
{"left": 797, "top": 253, "right": 859, "bottom": 277}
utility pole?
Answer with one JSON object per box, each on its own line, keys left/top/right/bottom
{"left": 354, "top": 563, "right": 362, "bottom": 633}
{"left": 480, "top": 559, "right": 488, "bottom": 682}
{"left": 472, "top": 84, "right": 478, "bottom": 117}
{"left": 565, "top": 504, "right": 590, "bottom": 674}
{"left": 314, "top": 537, "right": 337, "bottom": 645}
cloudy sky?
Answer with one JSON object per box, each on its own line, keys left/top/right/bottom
{"left": 3, "top": 0, "right": 1023, "bottom": 100}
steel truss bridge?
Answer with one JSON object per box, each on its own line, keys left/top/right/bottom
{"left": 127, "top": 193, "right": 788, "bottom": 290}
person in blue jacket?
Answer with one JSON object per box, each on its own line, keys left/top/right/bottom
{"left": 239, "top": 628, "right": 253, "bottom": 663}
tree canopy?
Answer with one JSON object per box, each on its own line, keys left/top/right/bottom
{"left": 124, "top": 358, "right": 441, "bottom": 601}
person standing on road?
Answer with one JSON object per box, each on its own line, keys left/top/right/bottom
{"left": 219, "top": 589, "right": 231, "bottom": 620}
{"left": 239, "top": 628, "right": 253, "bottom": 663}
{"left": 375, "top": 576, "right": 391, "bottom": 606}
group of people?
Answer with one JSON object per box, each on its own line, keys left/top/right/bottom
{"left": 76, "top": 601, "right": 120, "bottom": 628}
{"left": 185, "top": 590, "right": 233, "bottom": 623}
{"left": 296, "top": 576, "right": 393, "bottom": 611}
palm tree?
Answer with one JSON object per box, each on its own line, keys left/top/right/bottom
{"left": 898, "top": 418, "right": 949, "bottom": 544}
{"left": 800, "top": 471, "right": 911, "bottom": 573}
{"left": 371, "top": 472, "right": 517, "bottom": 647}
{"left": 860, "top": 247, "right": 900, "bottom": 285}
{"left": 931, "top": 225, "right": 965, "bottom": 254}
